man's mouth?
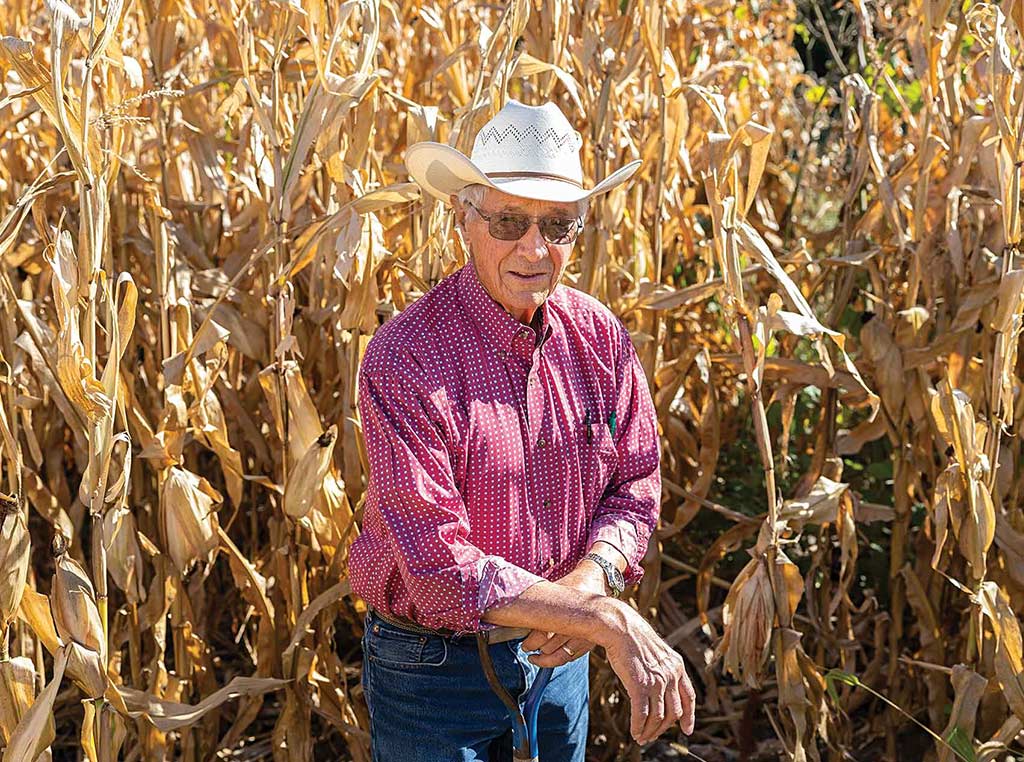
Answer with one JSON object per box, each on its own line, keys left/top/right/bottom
{"left": 508, "top": 271, "right": 548, "bottom": 281}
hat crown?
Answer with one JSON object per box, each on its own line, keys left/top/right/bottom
{"left": 470, "top": 100, "right": 584, "bottom": 184}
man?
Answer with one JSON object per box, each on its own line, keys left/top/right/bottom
{"left": 350, "top": 100, "right": 695, "bottom": 761}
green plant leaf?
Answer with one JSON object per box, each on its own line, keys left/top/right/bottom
{"left": 824, "top": 668, "right": 858, "bottom": 705}
{"left": 946, "top": 728, "right": 976, "bottom": 762}
{"left": 825, "top": 669, "right": 860, "bottom": 686}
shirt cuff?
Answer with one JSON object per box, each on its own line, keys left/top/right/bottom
{"left": 588, "top": 518, "right": 649, "bottom": 586}
{"left": 473, "top": 557, "right": 545, "bottom": 633}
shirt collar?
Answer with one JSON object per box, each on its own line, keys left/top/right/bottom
{"left": 457, "top": 261, "right": 555, "bottom": 355}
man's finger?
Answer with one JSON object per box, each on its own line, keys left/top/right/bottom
{"left": 563, "top": 638, "right": 594, "bottom": 659}
{"left": 657, "top": 683, "right": 685, "bottom": 739}
{"left": 528, "top": 649, "right": 571, "bottom": 668}
{"left": 539, "top": 635, "right": 571, "bottom": 655}
{"left": 522, "top": 630, "right": 554, "bottom": 652}
{"left": 679, "top": 671, "right": 696, "bottom": 735}
{"left": 529, "top": 637, "right": 595, "bottom": 667}
{"left": 651, "top": 690, "right": 682, "bottom": 741}
{"left": 630, "top": 689, "right": 649, "bottom": 743}
{"left": 639, "top": 688, "right": 665, "bottom": 744}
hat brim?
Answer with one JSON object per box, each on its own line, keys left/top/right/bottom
{"left": 405, "top": 142, "right": 642, "bottom": 205}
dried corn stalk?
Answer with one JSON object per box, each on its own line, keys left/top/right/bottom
{"left": 0, "top": 0, "right": 1019, "bottom": 759}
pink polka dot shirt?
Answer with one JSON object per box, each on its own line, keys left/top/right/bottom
{"left": 349, "top": 261, "right": 660, "bottom": 635}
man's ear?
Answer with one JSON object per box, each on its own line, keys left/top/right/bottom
{"left": 450, "top": 194, "right": 466, "bottom": 231}
{"left": 451, "top": 195, "right": 471, "bottom": 253}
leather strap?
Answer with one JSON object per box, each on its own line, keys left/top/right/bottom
{"left": 368, "top": 607, "right": 529, "bottom": 644}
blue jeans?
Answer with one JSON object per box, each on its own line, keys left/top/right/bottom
{"left": 361, "top": 609, "right": 590, "bottom": 761}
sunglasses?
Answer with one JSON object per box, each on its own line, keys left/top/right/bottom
{"left": 466, "top": 202, "right": 584, "bottom": 244}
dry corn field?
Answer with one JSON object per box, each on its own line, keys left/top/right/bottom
{"left": 0, "top": 0, "right": 1022, "bottom": 759}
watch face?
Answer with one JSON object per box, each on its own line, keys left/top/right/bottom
{"left": 611, "top": 567, "right": 624, "bottom": 589}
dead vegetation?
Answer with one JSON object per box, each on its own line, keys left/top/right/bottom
{"left": 0, "top": 0, "right": 1022, "bottom": 760}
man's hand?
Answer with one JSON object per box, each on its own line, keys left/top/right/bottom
{"left": 479, "top": 576, "right": 697, "bottom": 743}
{"left": 522, "top": 566, "right": 604, "bottom": 667}
{"left": 600, "top": 601, "right": 696, "bottom": 745}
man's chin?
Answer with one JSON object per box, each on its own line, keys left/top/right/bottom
{"left": 501, "top": 284, "right": 547, "bottom": 302}
{"left": 518, "top": 291, "right": 549, "bottom": 306}
{"left": 499, "top": 293, "right": 547, "bottom": 319}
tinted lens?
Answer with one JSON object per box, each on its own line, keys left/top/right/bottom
{"left": 488, "top": 213, "right": 533, "bottom": 241}
{"left": 539, "top": 217, "right": 579, "bottom": 244}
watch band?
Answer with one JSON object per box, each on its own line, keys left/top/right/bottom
{"left": 584, "top": 552, "right": 624, "bottom": 597}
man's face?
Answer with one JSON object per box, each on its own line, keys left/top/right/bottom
{"left": 453, "top": 188, "right": 581, "bottom": 324}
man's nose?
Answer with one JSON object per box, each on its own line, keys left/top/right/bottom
{"left": 517, "top": 223, "right": 549, "bottom": 259}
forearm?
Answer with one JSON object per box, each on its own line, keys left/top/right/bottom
{"left": 479, "top": 578, "right": 630, "bottom": 645}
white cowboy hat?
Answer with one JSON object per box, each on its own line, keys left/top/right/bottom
{"left": 405, "top": 100, "right": 642, "bottom": 205}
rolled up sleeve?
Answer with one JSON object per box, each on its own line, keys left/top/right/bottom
{"left": 587, "top": 326, "right": 661, "bottom": 586}
{"left": 358, "top": 366, "right": 544, "bottom": 634}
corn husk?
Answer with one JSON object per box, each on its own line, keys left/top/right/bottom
{"left": 717, "top": 555, "right": 774, "bottom": 688}
{"left": 929, "top": 383, "right": 997, "bottom": 579}
{"left": 0, "top": 657, "right": 39, "bottom": 744}
{"left": 306, "top": 471, "right": 351, "bottom": 551}
{"left": 283, "top": 425, "right": 337, "bottom": 519}
{"left": 43, "top": 230, "right": 111, "bottom": 423}
{"left": 0, "top": 501, "right": 30, "bottom": 628}
{"left": 976, "top": 582, "right": 1024, "bottom": 722}
{"left": 2, "top": 647, "right": 65, "bottom": 762}
{"left": 50, "top": 537, "right": 104, "bottom": 657}
{"left": 103, "top": 508, "right": 146, "bottom": 604}
{"left": 65, "top": 642, "right": 107, "bottom": 700}
{"left": 161, "top": 466, "right": 222, "bottom": 573}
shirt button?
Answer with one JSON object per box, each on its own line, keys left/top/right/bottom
{"left": 537, "top": 438, "right": 546, "bottom": 448}
{"left": 543, "top": 499, "right": 551, "bottom": 508}
{"left": 547, "top": 557, "right": 555, "bottom": 568}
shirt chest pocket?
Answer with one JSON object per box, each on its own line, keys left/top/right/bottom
{"left": 576, "top": 420, "right": 618, "bottom": 509}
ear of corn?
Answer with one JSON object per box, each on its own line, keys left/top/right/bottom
{"left": 49, "top": 537, "right": 104, "bottom": 659}
{"left": 160, "top": 467, "right": 221, "bottom": 574}
{"left": 283, "top": 424, "right": 337, "bottom": 519}
{"left": 0, "top": 502, "right": 30, "bottom": 630}
{"left": 717, "top": 556, "right": 773, "bottom": 689}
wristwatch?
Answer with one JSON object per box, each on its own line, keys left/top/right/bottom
{"left": 584, "top": 553, "right": 625, "bottom": 598}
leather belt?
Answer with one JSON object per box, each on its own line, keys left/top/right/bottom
{"left": 368, "top": 607, "right": 530, "bottom": 645}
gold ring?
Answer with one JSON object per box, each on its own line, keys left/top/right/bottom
{"left": 561, "top": 645, "right": 575, "bottom": 656}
